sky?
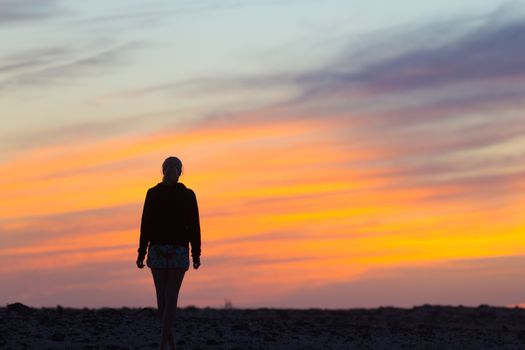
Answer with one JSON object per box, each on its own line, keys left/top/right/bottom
{"left": 1, "top": 0, "right": 524, "bottom": 309}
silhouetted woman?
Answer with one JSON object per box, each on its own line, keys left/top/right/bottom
{"left": 136, "top": 156, "right": 201, "bottom": 350}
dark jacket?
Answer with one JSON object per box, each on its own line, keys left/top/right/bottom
{"left": 138, "top": 182, "right": 201, "bottom": 259}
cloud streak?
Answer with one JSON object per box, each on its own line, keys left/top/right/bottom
{"left": 0, "top": 42, "right": 140, "bottom": 96}
{"left": 0, "top": 0, "right": 62, "bottom": 24}
{"left": 109, "top": 12, "right": 525, "bottom": 116}
{"left": 0, "top": 203, "right": 140, "bottom": 249}
{"left": 269, "top": 254, "right": 525, "bottom": 308}
{"left": 307, "top": 19, "right": 525, "bottom": 94}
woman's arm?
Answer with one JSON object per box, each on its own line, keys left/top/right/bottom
{"left": 188, "top": 189, "right": 201, "bottom": 259}
{"left": 138, "top": 189, "right": 153, "bottom": 260}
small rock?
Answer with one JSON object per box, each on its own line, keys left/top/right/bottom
{"left": 232, "top": 323, "right": 249, "bottom": 332}
{"left": 50, "top": 332, "right": 66, "bottom": 341}
{"left": 83, "top": 346, "right": 99, "bottom": 350}
{"left": 7, "top": 302, "right": 32, "bottom": 314}
{"left": 38, "top": 314, "right": 51, "bottom": 325}
{"left": 264, "top": 335, "right": 277, "bottom": 342}
{"left": 205, "top": 339, "right": 222, "bottom": 345}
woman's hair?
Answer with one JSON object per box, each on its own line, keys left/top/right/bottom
{"left": 162, "top": 156, "right": 183, "bottom": 183}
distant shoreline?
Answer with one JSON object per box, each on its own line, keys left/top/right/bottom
{"left": 3, "top": 301, "right": 524, "bottom": 311}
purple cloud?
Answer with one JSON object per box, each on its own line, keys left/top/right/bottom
{"left": 0, "top": 0, "right": 61, "bottom": 24}
{"left": 293, "top": 16, "right": 525, "bottom": 97}
{"left": 260, "top": 254, "right": 525, "bottom": 308}
{"left": 0, "top": 204, "right": 141, "bottom": 249}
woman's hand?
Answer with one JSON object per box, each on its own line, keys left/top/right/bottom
{"left": 136, "top": 253, "right": 145, "bottom": 269}
{"left": 136, "top": 259, "right": 145, "bottom": 269}
{"left": 193, "top": 256, "right": 201, "bottom": 269}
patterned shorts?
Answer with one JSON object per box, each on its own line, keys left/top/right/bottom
{"left": 146, "top": 244, "right": 190, "bottom": 270}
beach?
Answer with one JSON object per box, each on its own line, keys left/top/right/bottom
{"left": 3, "top": 302, "right": 524, "bottom": 349}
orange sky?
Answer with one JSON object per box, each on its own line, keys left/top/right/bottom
{"left": 1, "top": 109, "right": 524, "bottom": 308}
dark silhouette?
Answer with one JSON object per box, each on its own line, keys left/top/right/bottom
{"left": 136, "top": 156, "right": 201, "bottom": 350}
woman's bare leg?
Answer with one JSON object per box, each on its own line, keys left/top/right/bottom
{"left": 151, "top": 268, "right": 168, "bottom": 320}
{"left": 151, "top": 268, "right": 169, "bottom": 349}
{"left": 162, "top": 268, "right": 185, "bottom": 350}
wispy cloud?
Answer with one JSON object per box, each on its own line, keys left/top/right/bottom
{"left": 269, "top": 254, "right": 525, "bottom": 308}
{"left": 0, "top": 0, "right": 62, "bottom": 24}
{"left": 69, "top": 1, "right": 245, "bottom": 25}
{"left": 101, "top": 10, "right": 525, "bottom": 146}
{"left": 299, "top": 19, "right": 525, "bottom": 95}
{"left": 0, "top": 203, "right": 139, "bottom": 249}
{"left": 107, "top": 10, "right": 525, "bottom": 108}
{"left": 0, "top": 42, "right": 141, "bottom": 95}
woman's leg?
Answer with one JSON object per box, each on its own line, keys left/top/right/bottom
{"left": 162, "top": 268, "right": 186, "bottom": 350}
{"left": 151, "top": 268, "right": 168, "bottom": 321}
{"left": 151, "top": 268, "right": 170, "bottom": 349}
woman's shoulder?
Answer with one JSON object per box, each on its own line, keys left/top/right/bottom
{"left": 150, "top": 182, "right": 194, "bottom": 193}
{"left": 180, "top": 183, "right": 196, "bottom": 194}
{"left": 175, "top": 183, "right": 197, "bottom": 199}
{"left": 145, "top": 183, "right": 168, "bottom": 194}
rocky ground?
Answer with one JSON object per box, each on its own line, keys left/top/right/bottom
{"left": 2, "top": 302, "right": 525, "bottom": 349}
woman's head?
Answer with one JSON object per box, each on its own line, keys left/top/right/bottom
{"left": 162, "top": 156, "right": 183, "bottom": 183}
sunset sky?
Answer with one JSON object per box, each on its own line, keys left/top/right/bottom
{"left": 1, "top": 0, "right": 524, "bottom": 309}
